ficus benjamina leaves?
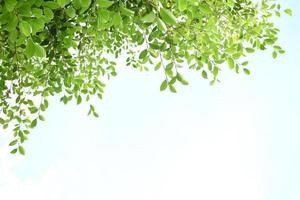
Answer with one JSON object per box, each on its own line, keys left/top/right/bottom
{"left": 0, "top": 0, "right": 290, "bottom": 155}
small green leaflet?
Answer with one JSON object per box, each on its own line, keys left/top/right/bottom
{"left": 31, "top": 18, "right": 45, "bottom": 33}
{"left": 4, "top": 0, "right": 17, "bottom": 12}
{"left": 177, "top": 0, "right": 187, "bottom": 12}
{"left": 43, "top": 1, "right": 60, "bottom": 9}
{"left": 112, "top": 12, "right": 122, "bottom": 26}
{"left": 272, "top": 51, "right": 277, "bottom": 59}
{"left": 245, "top": 48, "right": 255, "bottom": 53}
{"left": 141, "top": 12, "right": 156, "bottom": 23}
{"left": 155, "top": 62, "right": 161, "bottom": 71}
{"left": 19, "top": 20, "right": 32, "bottom": 36}
{"left": 25, "top": 39, "right": 46, "bottom": 58}
{"left": 24, "top": 39, "right": 35, "bottom": 57}
{"left": 176, "top": 73, "right": 189, "bottom": 85}
{"left": 227, "top": 57, "right": 235, "bottom": 70}
{"left": 139, "top": 49, "right": 148, "bottom": 59}
{"left": 9, "top": 139, "right": 17, "bottom": 146}
{"left": 44, "top": 7, "right": 54, "bottom": 21}
{"left": 169, "top": 84, "right": 177, "bottom": 93}
{"left": 156, "top": 17, "right": 167, "bottom": 32}
{"left": 97, "top": 0, "right": 114, "bottom": 8}
{"left": 241, "top": 61, "right": 249, "bottom": 66}
{"left": 284, "top": 9, "right": 292, "bottom": 16}
{"left": 35, "top": 43, "right": 46, "bottom": 57}
{"left": 227, "top": 0, "right": 236, "bottom": 8}
{"left": 243, "top": 68, "right": 250, "bottom": 75}
{"left": 10, "top": 148, "right": 17, "bottom": 154}
{"left": 199, "top": 3, "right": 212, "bottom": 14}
{"left": 160, "top": 8, "right": 177, "bottom": 25}
{"left": 57, "top": 0, "right": 68, "bottom": 7}
{"left": 202, "top": 71, "right": 208, "bottom": 79}
{"left": 120, "top": 6, "right": 134, "bottom": 16}
{"left": 66, "top": 7, "right": 76, "bottom": 18}
{"left": 39, "top": 115, "right": 45, "bottom": 121}
{"left": 29, "top": 107, "right": 38, "bottom": 114}
{"left": 77, "top": 0, "right": 91, "bottom": 9}
{"left": 160, "top": 80, "right": 168, "bottom": 91}
{"left": 30, "top": 119, "right": 37, "bottom": 128}
{"left": 19, "top": 146, "right": 25, "bottom": 155}
{"left": 6, "top": 15, "right": 18, "bottom": 31}
{"left": 77, "top": 95, "right": 82, "bottom": 105}
{"left": 93, "top": 112, "right": 99, "bottom": 118}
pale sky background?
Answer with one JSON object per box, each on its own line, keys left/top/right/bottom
{"left": 0, "top": 1, "right": 299, "bottom": 200}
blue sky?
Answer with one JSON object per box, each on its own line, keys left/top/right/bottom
{"left": 1, "top": 1, "right": 299, "bottom": 199}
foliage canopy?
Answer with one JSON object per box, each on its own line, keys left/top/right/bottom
{"left": 0, "top": 0, "right": 291, "bottom": 155}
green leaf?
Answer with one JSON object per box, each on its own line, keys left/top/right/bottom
{"left": 18, "top": 146, "right": 25, "bottom": 155}
{"left": 155, "top": 62, "right": 161, "bottom": 71}
{"left": 18, "top": 3, "right": 32, "bottom": 17}
{"left": 81, "top": 0, "right": 91, "bottom": 9}
{"left": 284, "top": 9, "right": 292, "bottom": 16}
{"left": 120, "top": 6, "right": 134, "bottom": 17}
{"left": 176, "top": 73, "right": 189, "bottom": 85}
{"left": 245, "top": 48, "right": 255, "bottom": 53}
{"left": 39, "top": 115, "right": 45, "bottom": 121}
{"left": 202, "top": 70, "right": 208, "bottom": 79}
{"left": 241, "top": 61, "right": 249, "bottom": 66}
{"left": 141, "top": 12, "right": 156, "bottom": 23}
{"left": 9, "top": 139, "right": 18, "bottom": 146}
{"left": 177, "top": 0, "right": 188, "bottom": 11}
{"left": 112, "top": 12, "right": 122, "bottom": 26}
{"left": 213, "top": 67, "right": 219, "bottom": 77}
{"left": 169, "top": 84, "right": 177, "bottom": 93}
{"left": 30, "top": 119, "right": 37, "bottom": 128}
{"left": 34, "top": 43, "right": 46, "bottom": 57}
{"left": 44, "top": 7, "right": 54, "bottom": 21}
{"left": 227, "top": 0, "right": 236, "bottom": 8}
{"left": 3, "top": 124, "right": 8, "bottom": 129}
{"left": 6, "top": 15, "right": 18, "bottom": 31}
{"left": 4, "top": 0, "right": 17, "bottom": 12}
{"left": 93, "top": 111, "right": 99, "bottom": 118}
{"left": 169, "top": 77, "right": 176, "bottom": 85}
{"left": 139, "top": 49, "right": 148, "bottom": 59}
{"left": 97, "top": 0, "right": 114, "bottom": 8}
{"left": 160, "top": 80, "right": 168, "bottom": 91}
{"left": 66, "top": 7, "right": 76, "bottom": 18}
{"left": 160, "top": 8, "right": 177, "bottom": 25}
{"left": 24, "top": 39, "right": 36, "bottom": 58}
{"left": 31, "top": 18, "right": 45, "bottom": 33}
{"left": 227, "top": 57, "right": 235, "bottom": 70}
{"left": 156, "top": 17, "right": 167, "bottom": 32}
{"left": 10, "top": 148, "right": 18, "bottom": 154}
{"left": 25, "top": 39, "right": 46, "bottom": 58}
{"left": 57, "top": 0, "right": 68, "bottom": 7}
{"left": 43, "top": 1, "right": 60, "bottom": 9}
{"left": 272, "top": 51, "right": 277, "bottom": 59}
{"left": 19, "top": 20, "right": 32, "bottom": 36}
{"left": 199, "top": 3, "right": 212, "bottom": 14}
{"left": 243, "top": 68, "right": 250, "bottom": 75}
{"left": 29, "top": 107, "right": 38, "bottom": 114}
{"left": 77, "top": 95, "right": 82, "bottom": 105}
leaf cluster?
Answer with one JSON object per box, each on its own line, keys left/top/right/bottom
{"left": 0, "top": 0, "right": 290, "bottom": 154}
